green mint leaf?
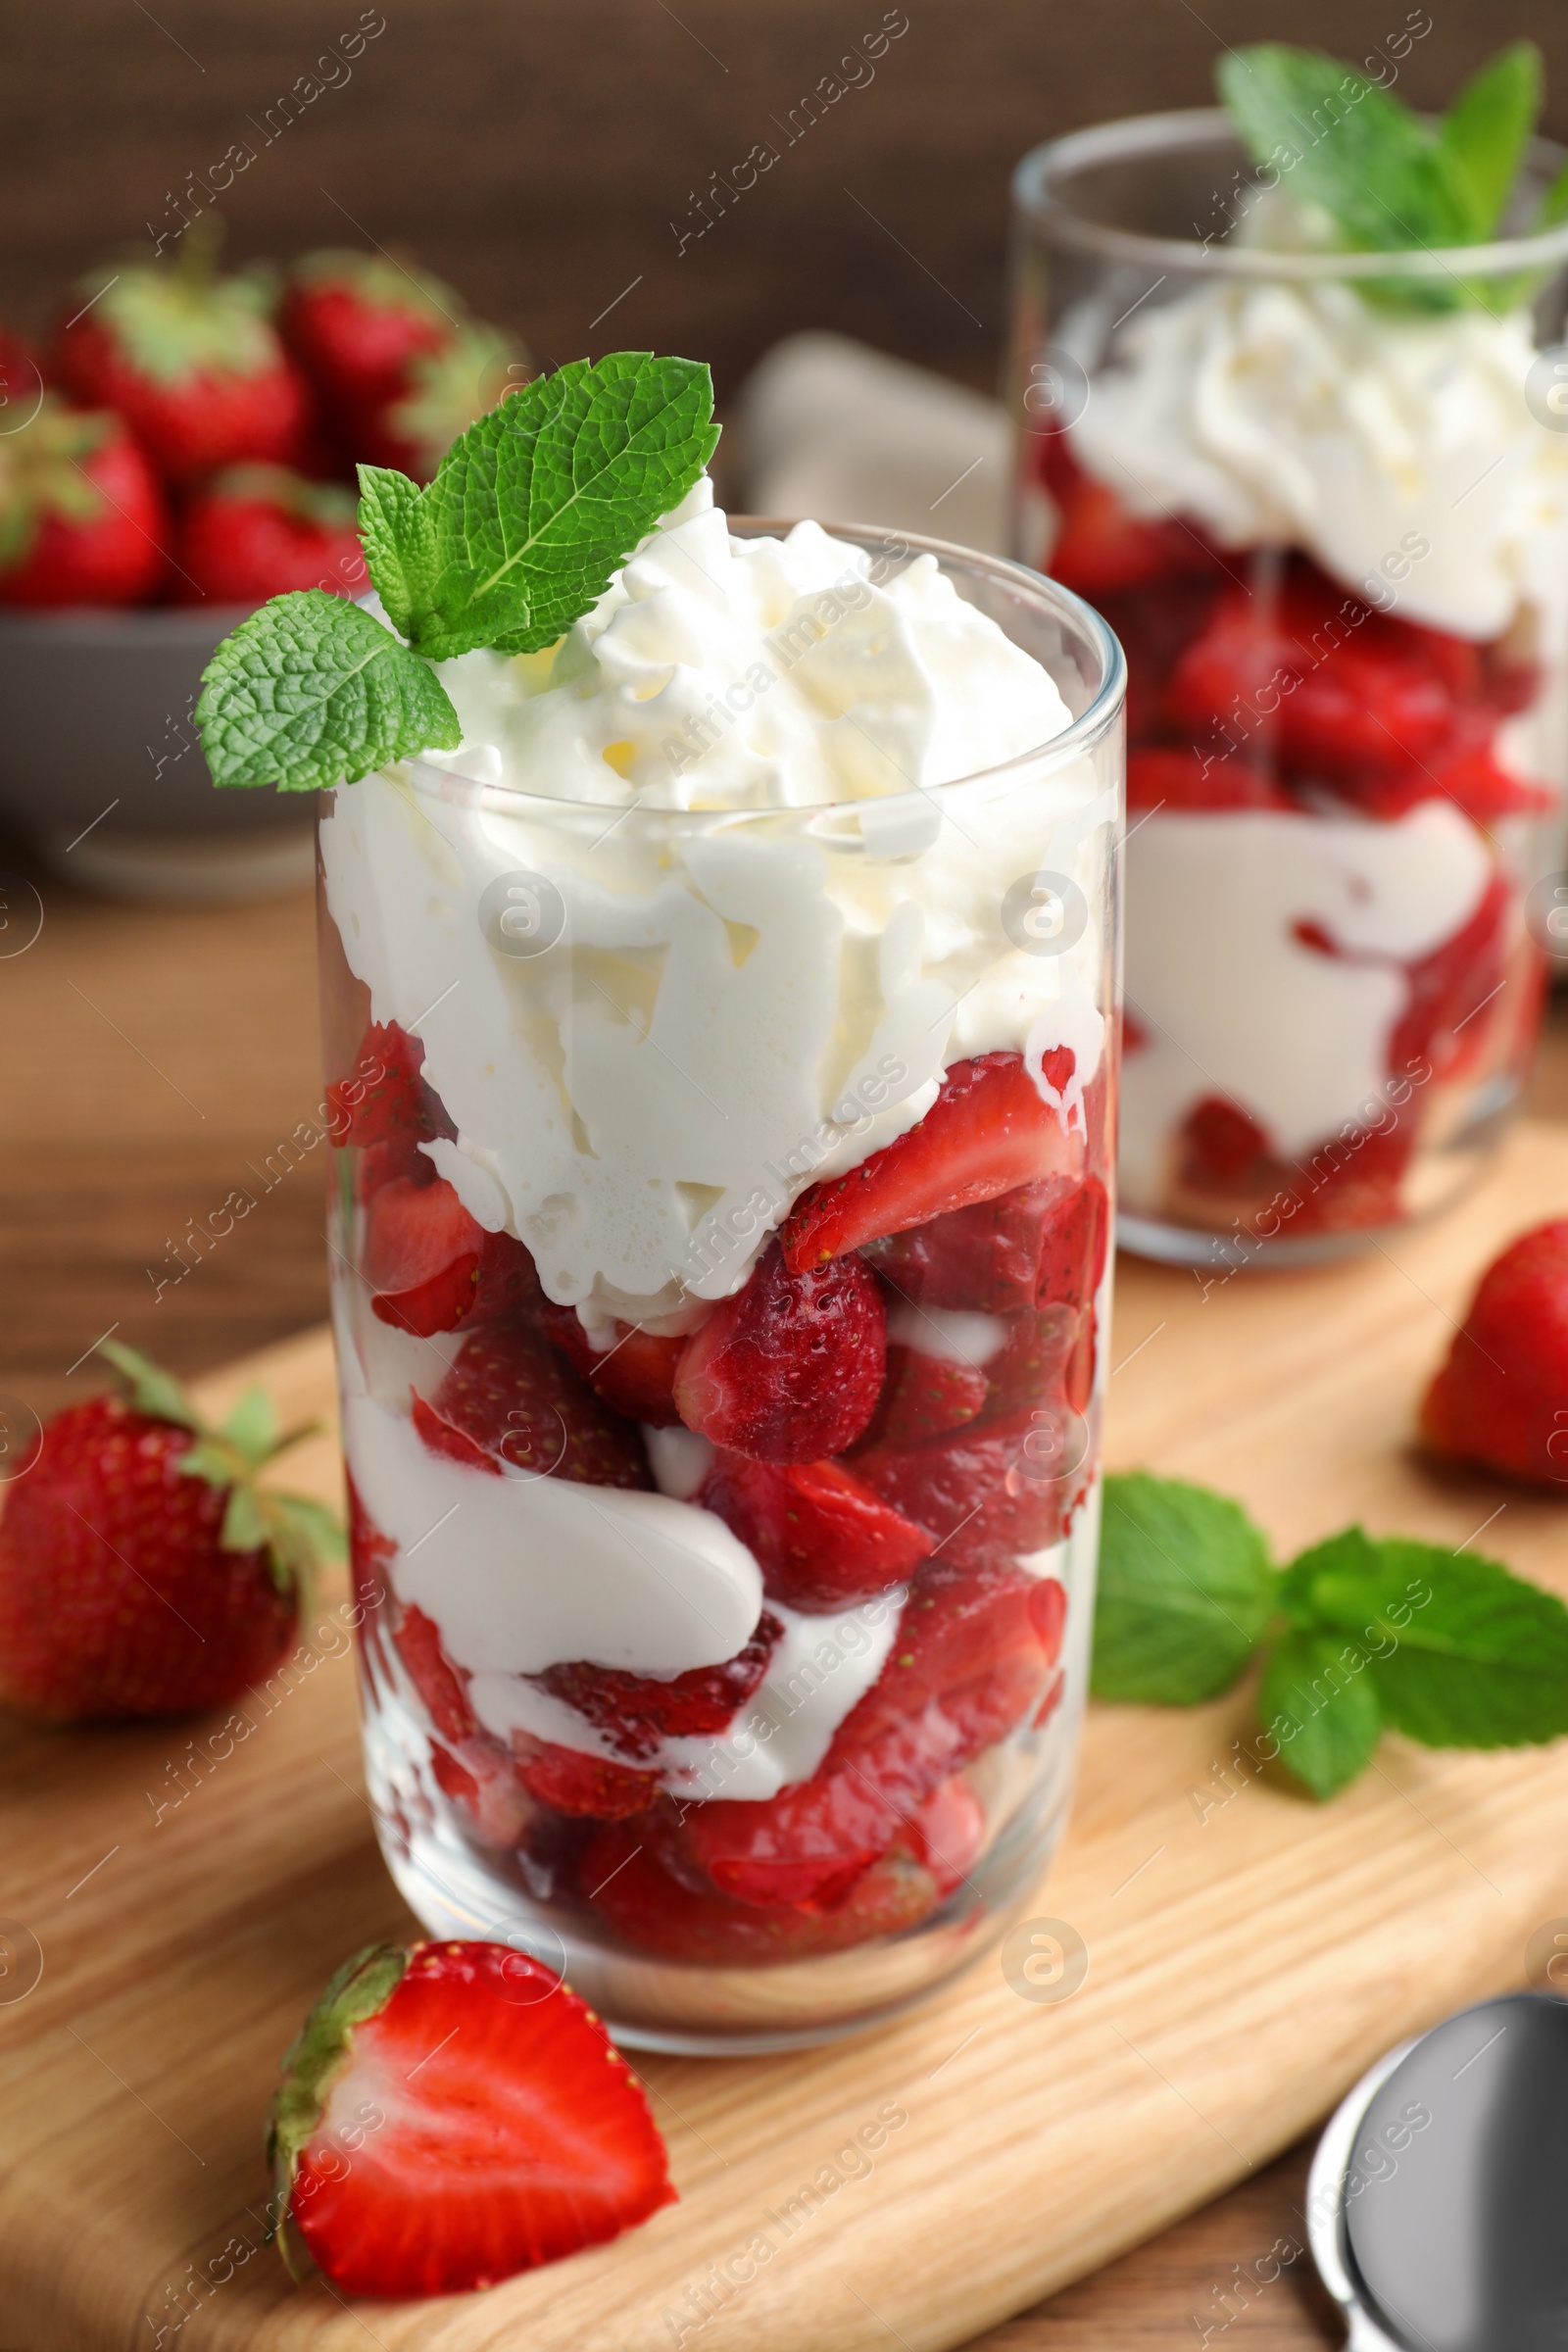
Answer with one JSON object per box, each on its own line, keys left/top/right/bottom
{"left": 1277, "top": 1524, "right": 1388, "bottom": 1630}
{"left": 356, "top": 463, "right": 436, "bottom": 643}
{"left": 1437, "top": 42, "right": 1542, "bottom": 239}
{"left": 1092, "top": 1471, "right": 1278, "bottom": 1705}
{"left": 408, "top": 352, "right": 720, "bottom": 662}
{"left": 1260, "top": 1627, "right": 1383, "bottom": 1799}
{"left": 1370, "top": 1538, "right": 1568, "bottom": 1749}
{"left": 98, "top": 1339, "right": 199, "bottom": 1430}
{"left": 196, "top": 590, "right": 462, "bottom": 793}
{"left": 1218, "top": 45, "right": 1468, "bottom": 254}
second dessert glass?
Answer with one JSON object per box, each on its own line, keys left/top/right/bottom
{"left": 318, "top": 522, "right": 1124, "bottom": 2051}
{"left": 1010, "top": 109, "right": 1568, "bottom": 1266}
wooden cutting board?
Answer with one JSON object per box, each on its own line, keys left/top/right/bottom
{"left": 6, "top": 1127, "right": 1568, "bottom": 2352}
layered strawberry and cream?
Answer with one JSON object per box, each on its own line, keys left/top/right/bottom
{"left": 319, "top": 487, "right": 1116, "bottom": 1970}
{"left": 1027, "top": 263, "right": 1568, "bottom": 1247}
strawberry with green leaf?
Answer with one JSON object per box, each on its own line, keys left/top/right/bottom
{"left": 0, "top": 395, "right": 167, "bottom": 607}
{"left": 0, "top": 1341, "right": 341, "bottom": 1719}
{"left": 53, "top": 237, "right": 311, "bottom": 484}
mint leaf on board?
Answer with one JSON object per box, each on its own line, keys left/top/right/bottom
{"left": 1260, "top": 1627, "right": 1384, "bottom": 1800}
{"left": 1363, "top": 1536, "right": 1568, "bottom": 1750}
{"left": 403, "top": 352, "right": 720, "bottom": 662}
{"left": 355, "top": 464, "right": 436, "bottom": 643}
{"left": 1092, "top": 1470, "right": 1278, "bottom": 1705}
{"left": 1437, "top": 40, "right": 1543, "bottom": 239}
{"left": 197, "top": 591, "right": 462, "bottom": 793}
{"left": 1217, "top": 45, "right": 1468, "bottom": 255}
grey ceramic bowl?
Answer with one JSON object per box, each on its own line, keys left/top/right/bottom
{"left": 0, "top": 606, "right": 316, "bottom": 900}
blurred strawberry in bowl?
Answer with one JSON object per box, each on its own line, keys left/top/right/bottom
{"left": 0, "top": 396, "right": 166, "bottom": 606}
{"left": 280, "top": 249, "right": 527, "bottom": 479}
{"left": 52, "top": 241, "right": 310, "bottom": 484}
{"left": 175, "top": 466, "right": 366, "bottom": 604}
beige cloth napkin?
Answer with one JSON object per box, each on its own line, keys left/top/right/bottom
{"left": 735, "top": 332, "right": 1011, "bottom": 557}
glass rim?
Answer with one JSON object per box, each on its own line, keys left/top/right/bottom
{"left": 391, "top": 514, "right": 1126, "bottom": 826}
{"left": 1012, "top": 105, "right": 1568, "bottom": 284}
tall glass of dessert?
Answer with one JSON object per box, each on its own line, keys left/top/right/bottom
{"left": 318, "top": 491, "right": 1124, "bottom": 2050}
{"left": 1010, "top": 105, "right": 1568, "bottom": 1265}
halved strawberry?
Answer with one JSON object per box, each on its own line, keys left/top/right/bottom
{"left": 429, "top": 1737, "right": 535, "bottom": 1849}
{"left": 512, "top": 1733, "right": 662, "bottom": 1820}
{"left": 532, "top": 1613, "right": 783, "bottom": 1761}
{"left": 979, "top": 1304, "right": 1081, "bottom": 1420}
{"left": 835, "top": 1558, "right": 1066, "bottom": 1758}
{"left": 672, "top": 1240, "right": 885, "bottom": 1463}
{"left": 698, "top": 1449, "right": 932, "bottom": 1611}
{"left": 537, "top": 1299, "right": 684, "bottom": 1427}
{"left": 418, "top": 1324, "right": 652, "bottom": 1489}
{"left": 269, "top": 1940, "right": 674, "bottom": 2298}
{"left": 365, "top": 1174, "right": 541, "bottom": 1337}
{"left": 392, "top": 1603, "right": 475, "bottom": 1741}
{"left": 1166, "top": 571, "right": 1466, "bottom": 780}
{"left": 902, "top": 1773, "right": 987, "bottom": 1895}
{"left": 1421, "top": 1219, "right": 1568, "bottom": 1486}
{"left": 328, "top": 1019, "right": 443, "bottom": 1149}
{"left": 856, "top": 1343, "right": 990, "bottom": 1448}
{"left": 581, "top": 1824, "right": 945, "bottom": 1962}
{"left": 855, "top": 1409, "right": 1078, "bottom": 1568}
{"left": 867, "top": 1173, "right": 1107, "bottom": 1314}
{"left": 781, "top": 1054, "right": 1078, "bottom": 1275}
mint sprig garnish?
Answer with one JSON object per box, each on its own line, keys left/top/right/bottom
{"left": 1217, "top": 40, "right": 1568, "bottom": 312}
{"left": 197, "top": 351, "right": 719, "bottom": 792}
{"left": 197, "top": 590, "right": 462, "bottom": 793}
{"left": 1093, "top": 1471, "right": 1568, "bottom": 1799}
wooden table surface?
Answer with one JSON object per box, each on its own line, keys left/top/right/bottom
{"left": 3, "top": 839, "right": 1565, "bottom": 2351}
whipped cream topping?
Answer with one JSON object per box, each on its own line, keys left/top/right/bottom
{"left": 320, "top": 494, "right": 1113, "bottom": 1321}
{"left": 1064, "top": 278, "right": 1568, "bottom": 641}
{"left": 424, "top": 478, "right": 1070, "bottom": 809}
{"left": 1120, "top": 798, "right": 1493, "bottom": 1188}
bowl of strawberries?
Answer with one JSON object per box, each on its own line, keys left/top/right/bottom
{"left": 0, "top": 239, "right": 523, "bottom": 899}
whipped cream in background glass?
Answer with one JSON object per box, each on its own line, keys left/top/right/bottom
{"left": 1011, "top": 109, "right": 1568, "bottom": 1264}
{"left": 318, "top": 497, "right": 1123, "bottom": 2049}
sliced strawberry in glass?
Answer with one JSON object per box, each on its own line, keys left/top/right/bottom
{"left": 855, "top": 1342, "right": 989, "bottom": 1447}
{"left": 1039, "top": 440, "right": 1222, "bottom": 596}
{"left": 365, "top": 1174, "right": 542, "bottom": 1337}
{"left": 429, "top": 1736, "right": 537, "bottom": 1848}
{"left": 868, "top": 1172, "right": 1107, "bottom": 1314}
{"left": 531, "top": 1612, "right": 784, "bottom": 1760}
{"left": 416, "top": 1323, "right": 652, "bottom": 1489}
{"left": 511, "top": 1732, "right": 662, "bottom": 1820}
{"left": 537, "top": 1299, "right": 684, "bottom": 1427}
{"left": 980, "top": 1304, "right": 1080, "bottom": 1420}
{"left": 1393, "top": 868, "right": 1512, "bottom": 1087}
{"left": 326, "top": 1018, "right": 445, "bottom": 1148}
{"left": 782, "top": 1053, "right": 1080, "bottom": 1275}
{"left": 581, "top": 1824, "right": 944, "bottom": 1961}
{"left": 1167, "top": 572, "right": 1466, "bottom": 779}
{"left": 901, "top": 1773, "right": 986, "bottom": 1895}
{"left": 393, "top": 1602, "right": 477, "bottom": 1740}
{"left": 698, "top": 1449, "right": 932, "bottom": 1611}
{"left": 855, "top": 1408, "right": 1077, "bottom": 1569}
{"left": 672, "top": 1240, "right": 885, "bottom": 1463}
{"left": 835, "top": 1559, "right": 1065, "bottom": 1757}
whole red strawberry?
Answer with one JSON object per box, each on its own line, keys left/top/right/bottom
{"left": 1421, "top": 1220, "right": 1568, "bottom": 1487}
{"left": 371, "top": 320, "right": 527, "bottom": 479}
{"left": 0, "top": 1342, "right": 339, "bottom": 1718}
{"left": 53, "top": 241, "right": 311, "bottom": 485}
{"left": 280, "top": 249, "right": 456, "bottom": 435}
{"left": 269, "top": 1939, "right": 674, "bottom": 2297}
{"left": 174, "top": 465, "right": 366, "bottom": 604}
{"left": 0, "top": 398, "right": 167, "bottom": 606}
